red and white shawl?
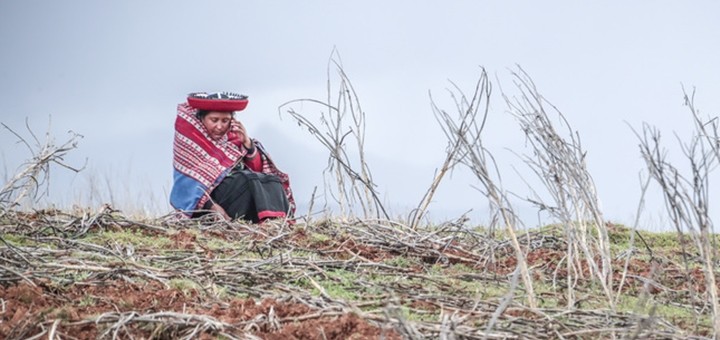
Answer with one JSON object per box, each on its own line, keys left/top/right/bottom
{"left": 170, "top": 103, "right": 295, "bottom": 217}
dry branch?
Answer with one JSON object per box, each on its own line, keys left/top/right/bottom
{"left": 0, "top": 204, "right": 707, "bottom": 338}
{"left": 426, "top": 68, "right": 537, "bottom": 308}
{"left": 503, "top": 66, "right": 614, "bottom": 309}
{"left": 279, "top": 50, "right": 387, "bottom": 220}
{"left": 0, "top": 119, "right": 84, "bottom": 215}
{"left": 635, "top": 88, "right": 720, "bottom": 337}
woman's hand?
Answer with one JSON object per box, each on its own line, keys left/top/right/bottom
{"left": 230, "top": 119, "right": 253, "bottom": 149}
{"left": 210, "top": 203, "right": 231, "bottom": 221}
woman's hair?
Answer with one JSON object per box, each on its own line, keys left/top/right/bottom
{"left": 195, "top": 110, "right": 234, "bottom": 120}
{"left": 195, "top": 110, "right": 210, "bottom": 120}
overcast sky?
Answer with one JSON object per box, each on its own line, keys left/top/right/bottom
{"left": 1, "top": 1, "right": 719, "bottom": 229}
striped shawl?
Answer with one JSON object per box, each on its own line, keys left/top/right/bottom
{"left": 169, "top": 103, "right": 295, "bottom": 217}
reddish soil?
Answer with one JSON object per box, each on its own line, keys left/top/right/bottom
{"left": 290, "top": 229, "right": 396, "bottom": 263}
{"left": 486, "top": 245, "right": 718, "bottom": 299}
{"left": 331, "top": 238, "right": 393, "bottom": 262}
{"left": 0, "top": 280, "right": 400, "bottom": 340}
{"left": 4, "top": 212, "right": 714, "bottom": 338}
{"left": 407, "top": 299, "right": 439, "bottom": 312}
{"left": 170, "top": 229, "right": 198, "bottom": 250}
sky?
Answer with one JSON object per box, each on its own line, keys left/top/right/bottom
{"left": 1, "top": 1, "right": 719, "bottom": 230}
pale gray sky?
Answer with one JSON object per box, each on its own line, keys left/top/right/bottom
{"left": 1, "top": 1, "right": 719, "bottom": 229}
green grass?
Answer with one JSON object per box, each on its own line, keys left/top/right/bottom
{"left": 4, "top": 210, "right": 716, "bottom": 337}
{"left": 383, "top": 256, "right": 414, "bottom": 268}
{"left": 0, "top": 233, "right": 44, "bottom": 247}
{"left": 78, "top": 295, "right": 97, "bottom": 307}
{"left": 202, "top": 236, "right": 246, "bottom": 252}
{"left": 313, "top": 269, "right": 361, "bottom": 301}
{"left": 616, "top": 294, "right": 712, "bottom": 331}
{"left": 309, "top": 232, "right": 331, "bottom": 243}
{"left": 398, "top": 305, "right": 438, "bottom": 322}
{"left": 82, "top": 229, "right": 173, "bottom": 249}
{"left": 169, "top": 278, "right": 201, "bottom": 296}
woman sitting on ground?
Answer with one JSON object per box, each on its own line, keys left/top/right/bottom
{"left": 170, "top": 92, "right": 295, "bottom": 222}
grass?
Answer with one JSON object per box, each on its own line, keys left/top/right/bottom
{"left": 616, "top": 294, "right": 713, "bottom": 330}
{"left": 202, "top": 236, "right": 243, "bottom": 252}
{"left": 0, "top": 233, "right": 45, "bottom": 247}
{"left": 309, "top": 232, "right": 331, "bottom": 244}
{"left": 78, "top": 295, "right": 97, "bottom": 307}
{"left": 1, "top": 210, "right": 716, "bottom": 338}
{"left": 382, "top": 256, "right": 414, "bottom": 268}
{"left": 82, "top": 229, "right": 173, "bottom": 249}
{"left": 316, "top": 269, "right": 361, "bottom": 301}
{"left": 169, "top": 278, "right": 201, "bottom": 296}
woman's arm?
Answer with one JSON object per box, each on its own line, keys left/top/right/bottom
{"left": 209, "top": 203, "right": 231, "bottom": 221}
{"left": 229, "top": 119, "right": 253, "bottom": 148}
{"left": 228, "top": 118, "right": 262, "bottom": 171}
{"left": 243, "top": 141, "right": 262, "bottom": 171}
{"left": 202, "top": 198, "right": 231, "bottom": 221}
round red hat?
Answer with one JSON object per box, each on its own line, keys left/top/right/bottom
{"left": 187, "top": 92, "right": 249, "bottom": 111}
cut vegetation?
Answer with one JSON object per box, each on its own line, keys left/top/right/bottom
{"left": 0, "top": 209, "right": 715, "bottom": 339}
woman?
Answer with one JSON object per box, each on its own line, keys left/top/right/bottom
{"left": 170, "top": 92, "right": 295, "bottom": 222}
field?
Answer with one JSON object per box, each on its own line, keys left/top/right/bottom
{"left": 0, "top": 207, "right": 715, "bottom": 339}
{"left": 2, "top": 62, "right": 719, "bottom": 339}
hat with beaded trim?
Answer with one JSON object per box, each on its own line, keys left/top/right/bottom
{"left": 187, "top": 92, "right": 249, "bottom": 112}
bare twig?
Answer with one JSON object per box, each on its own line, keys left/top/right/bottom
{"left": 634, "top": 88, "right": 720, "bottom": 337}
{"left": 503, "top": 66, "right": 614, "bottom": 308}
{"left": 279, "top": 50, "right": 387, "bottom": 220}
{"left": 0, "top": 118, "right": 85, "bottom": 215}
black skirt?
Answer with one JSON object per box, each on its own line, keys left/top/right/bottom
{"left": 196, "top": 169, "right": 290, "bottom": 223}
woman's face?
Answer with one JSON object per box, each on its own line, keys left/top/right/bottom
{"left": 201, "top": 111, "right": 233, "bottom": 141}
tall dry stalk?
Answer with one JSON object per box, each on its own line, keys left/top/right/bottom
{"left": 408, "top": 75, "right": 488, "bottom": 228}
{"left": 635, "top": 89, "right": 720, "bottom": 337}
{"left": 0, "top": 119, "right": 84, "bottom": 215}
{"left": 425, "top": 68, "right": 537, "bottom": 309}
{"left": 279, "top": 51, "right": 387, "bottom": 220}
{"left": 503, "top": 67, "right": 614, "bottom": 309}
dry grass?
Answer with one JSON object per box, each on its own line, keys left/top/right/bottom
{"left": 0, "top": 209, "right": 713, "bottom": 339}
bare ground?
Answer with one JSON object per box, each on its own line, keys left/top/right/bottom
{"left": 0, "top": 208, "right": 715, "bottom": 339}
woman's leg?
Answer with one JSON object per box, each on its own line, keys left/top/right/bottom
{"left": 209, "top": 170, "right": 289, "bottom": 223}
{"left": 209, "top": 173, "right": 258, "bottom": 222}
{"left": 244, "top": 172, "right": 290, "bottom": 221}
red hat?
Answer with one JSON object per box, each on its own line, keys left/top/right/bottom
{"left": 187, "top": 92, "right": 249, "bottom": 112}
